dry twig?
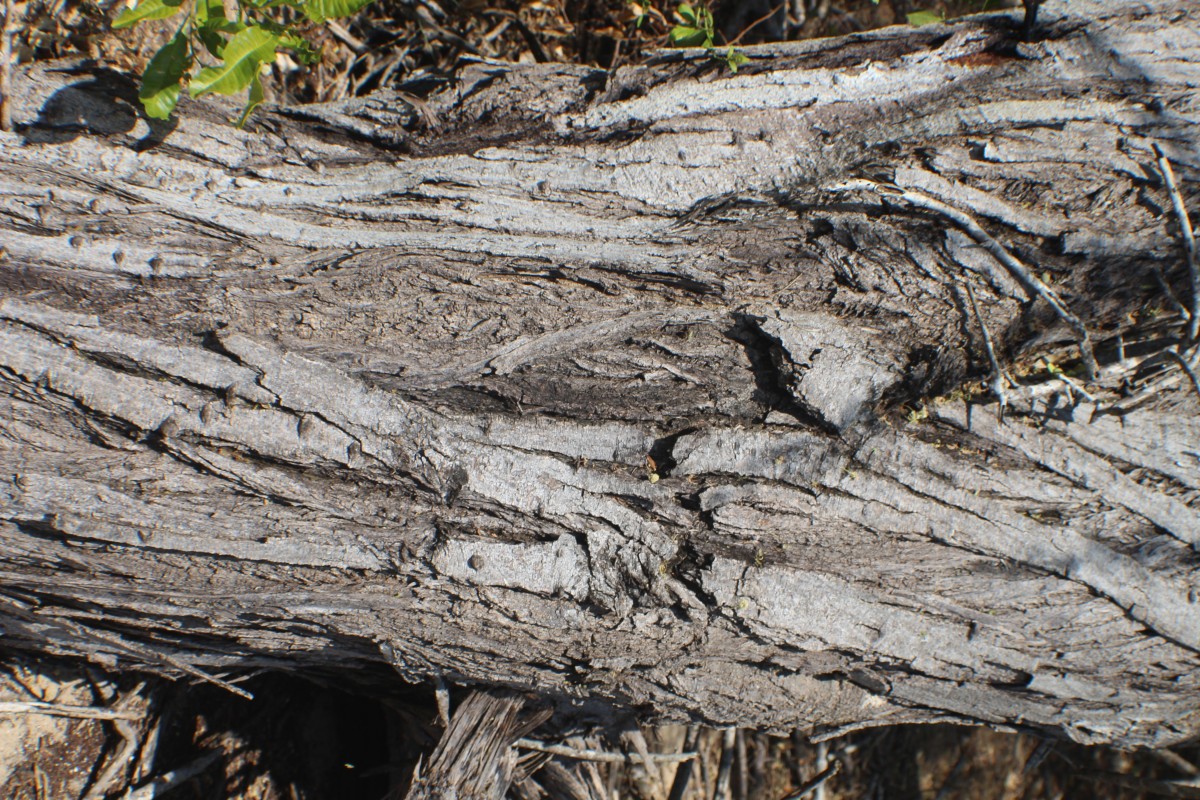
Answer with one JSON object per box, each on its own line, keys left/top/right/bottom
{"left": 667, "top": 725, "right": 702, "bottom": 800}
{"left": 715, "top": 727, "right": 737, "bottom": 800}
{"left": 624, "top": 726, "right": 668, "bottom": 800}
{"left": 1165, "top": 347, "right": 1200, "bottom": 400}
{"left": 326, "top": 19, "right": 366, "bottom": 54}
{"left": 735, "top": 729, "right": 749, "bottom": 800}
{"left": 434, "top": 675, "right": 451, "bottom": 729}
{"left": 514, "top": 738, "right": 699, "bottom": 765}
{"left": 965, "top": 282, "right": 1012, "bottom": 420}
{"left": 1154, "top": 143, "right": 1200, "bottom": 342}
{"left": 779, "top": 757, "right": 841, "bottom": 800}
{"left": 122, "top": 751, "right": 222, "bottom": 800}
{"left": 1084, "top": 771, "right": 1200, "bottom": 799}
{"left": 85, "top": 683, "right": 152, "bottom": 800}
{"left": 84, "top": 717, "right": 140, "bottom": 800}
{"left": 0, "top": 700, "right": 144, "bottom": 721}
{"left": 831, "top": 179, "right": 1100, "bottom": 379}
{"left": 1154, "top": 749, "right": 1200, "bottom": 778}
{"left": 0, "top": 0, "right": 14, "bottom": 132}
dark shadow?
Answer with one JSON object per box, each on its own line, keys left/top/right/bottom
{"left": 19, "top": 63, "right": 176, "bottom": 150}
{"left": 152, "top": 670, "right": 409, "bottom": 799}
{"left": 724, "top": 313, "right": 827, "bottom": 428}
{"left": 851, "top": 725, "right": 933, "bottom": 800}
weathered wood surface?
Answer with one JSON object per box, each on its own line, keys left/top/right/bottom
{"left": 405, "top": 691, "right": 548, "bottom": 800}
{"left": 1, "top": 0, "right": 1198, "bottom": 748}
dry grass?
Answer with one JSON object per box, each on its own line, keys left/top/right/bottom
{"left": 1, "top": 658, "right": 1196, "bottom": 799}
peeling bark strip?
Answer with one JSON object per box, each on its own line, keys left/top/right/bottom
{"left": 0, "top": 0, "right": 1198, "bottom": 749}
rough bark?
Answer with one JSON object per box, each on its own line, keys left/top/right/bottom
{"left": 0, "top": 0, "right": 1198, "bottom": 750}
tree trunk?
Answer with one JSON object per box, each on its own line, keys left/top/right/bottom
{"left": 1, "top": 0, "right": 1198, "bottom": 751}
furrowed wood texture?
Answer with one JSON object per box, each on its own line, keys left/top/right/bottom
{"left": 405, "top": 691, "right": 548, "bottom": 800}
{"left": 1, "top": 0, "right": 1198, "bottom": 748}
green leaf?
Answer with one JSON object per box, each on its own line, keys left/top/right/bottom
{"left": 906, "top": 9, "right": 944, "bottom": 25}
{"left": 235, "top": 72, "right": 266, "bottom": 128}
{"left": 189, "top": 26, "right": 279, "bottom": 97}
{"left": 197, "top": 27, "right": 229, "bottom": 58}
{"left": 194, "top": 0, "right": 227, "bottom": 25}
{"left": 669, "top": 25, "right": 711, "bottom": 47}
{"left": 723, "top": 46, "right": 749, "bottom": 73}
{"left": 112, "top": 0, "right": 185, "bottom": 29}
{"left": 280, "top": 33, "right": 321, "bottom": 65}
{"left": 195, "top": 0, "right": 243, "bottom": 38}
{"left": 677, "top": 2, "right": 697, "bottom": 23}
{"left": 300, "top": 0, "right": 374, "bottom": 23}
{"left": 138, "top": 31, "right": 191, "bottom": 119}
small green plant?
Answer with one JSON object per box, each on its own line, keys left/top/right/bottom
{"left": 628, "top": 0, "right": 650, "bottom": 29}
{"left": 113, "top": 0, "right": 374, "bottom": 126}
{"left": 905, "top": 9, "right": 945, "bottom": 25}
{"left": 668, "top": 3, "right": 749, "bottom": 73}
{"left": 668, "top": 2, "right": 715, "bottom": 46}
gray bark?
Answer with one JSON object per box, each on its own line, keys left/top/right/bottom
{"left": 1, "top": 0, "right": 1198, "bottom": 749}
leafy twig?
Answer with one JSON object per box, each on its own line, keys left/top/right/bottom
{"left": 669, "top": 3, "right": 750, "bottom": 73}
{"left": 113, "top": 0, "right": 367, "bottom": 126}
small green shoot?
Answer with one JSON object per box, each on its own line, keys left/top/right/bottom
{"left": 113, "top": 0, "right": 370, "bottom": 126}
{"left": 670, "top": 2, "right": 715, "bottom": 47}
{"left": 1038, "top": 357, "right": 1064, "bottom": 376}
{"left": 722, "top": 46, "right": 749, "bottom": 72}
{"left": 669, "top": 3, "right": 750, "bottom": 73}
{"left": 629, "top": 1, "right": 649, "bottom": 29}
